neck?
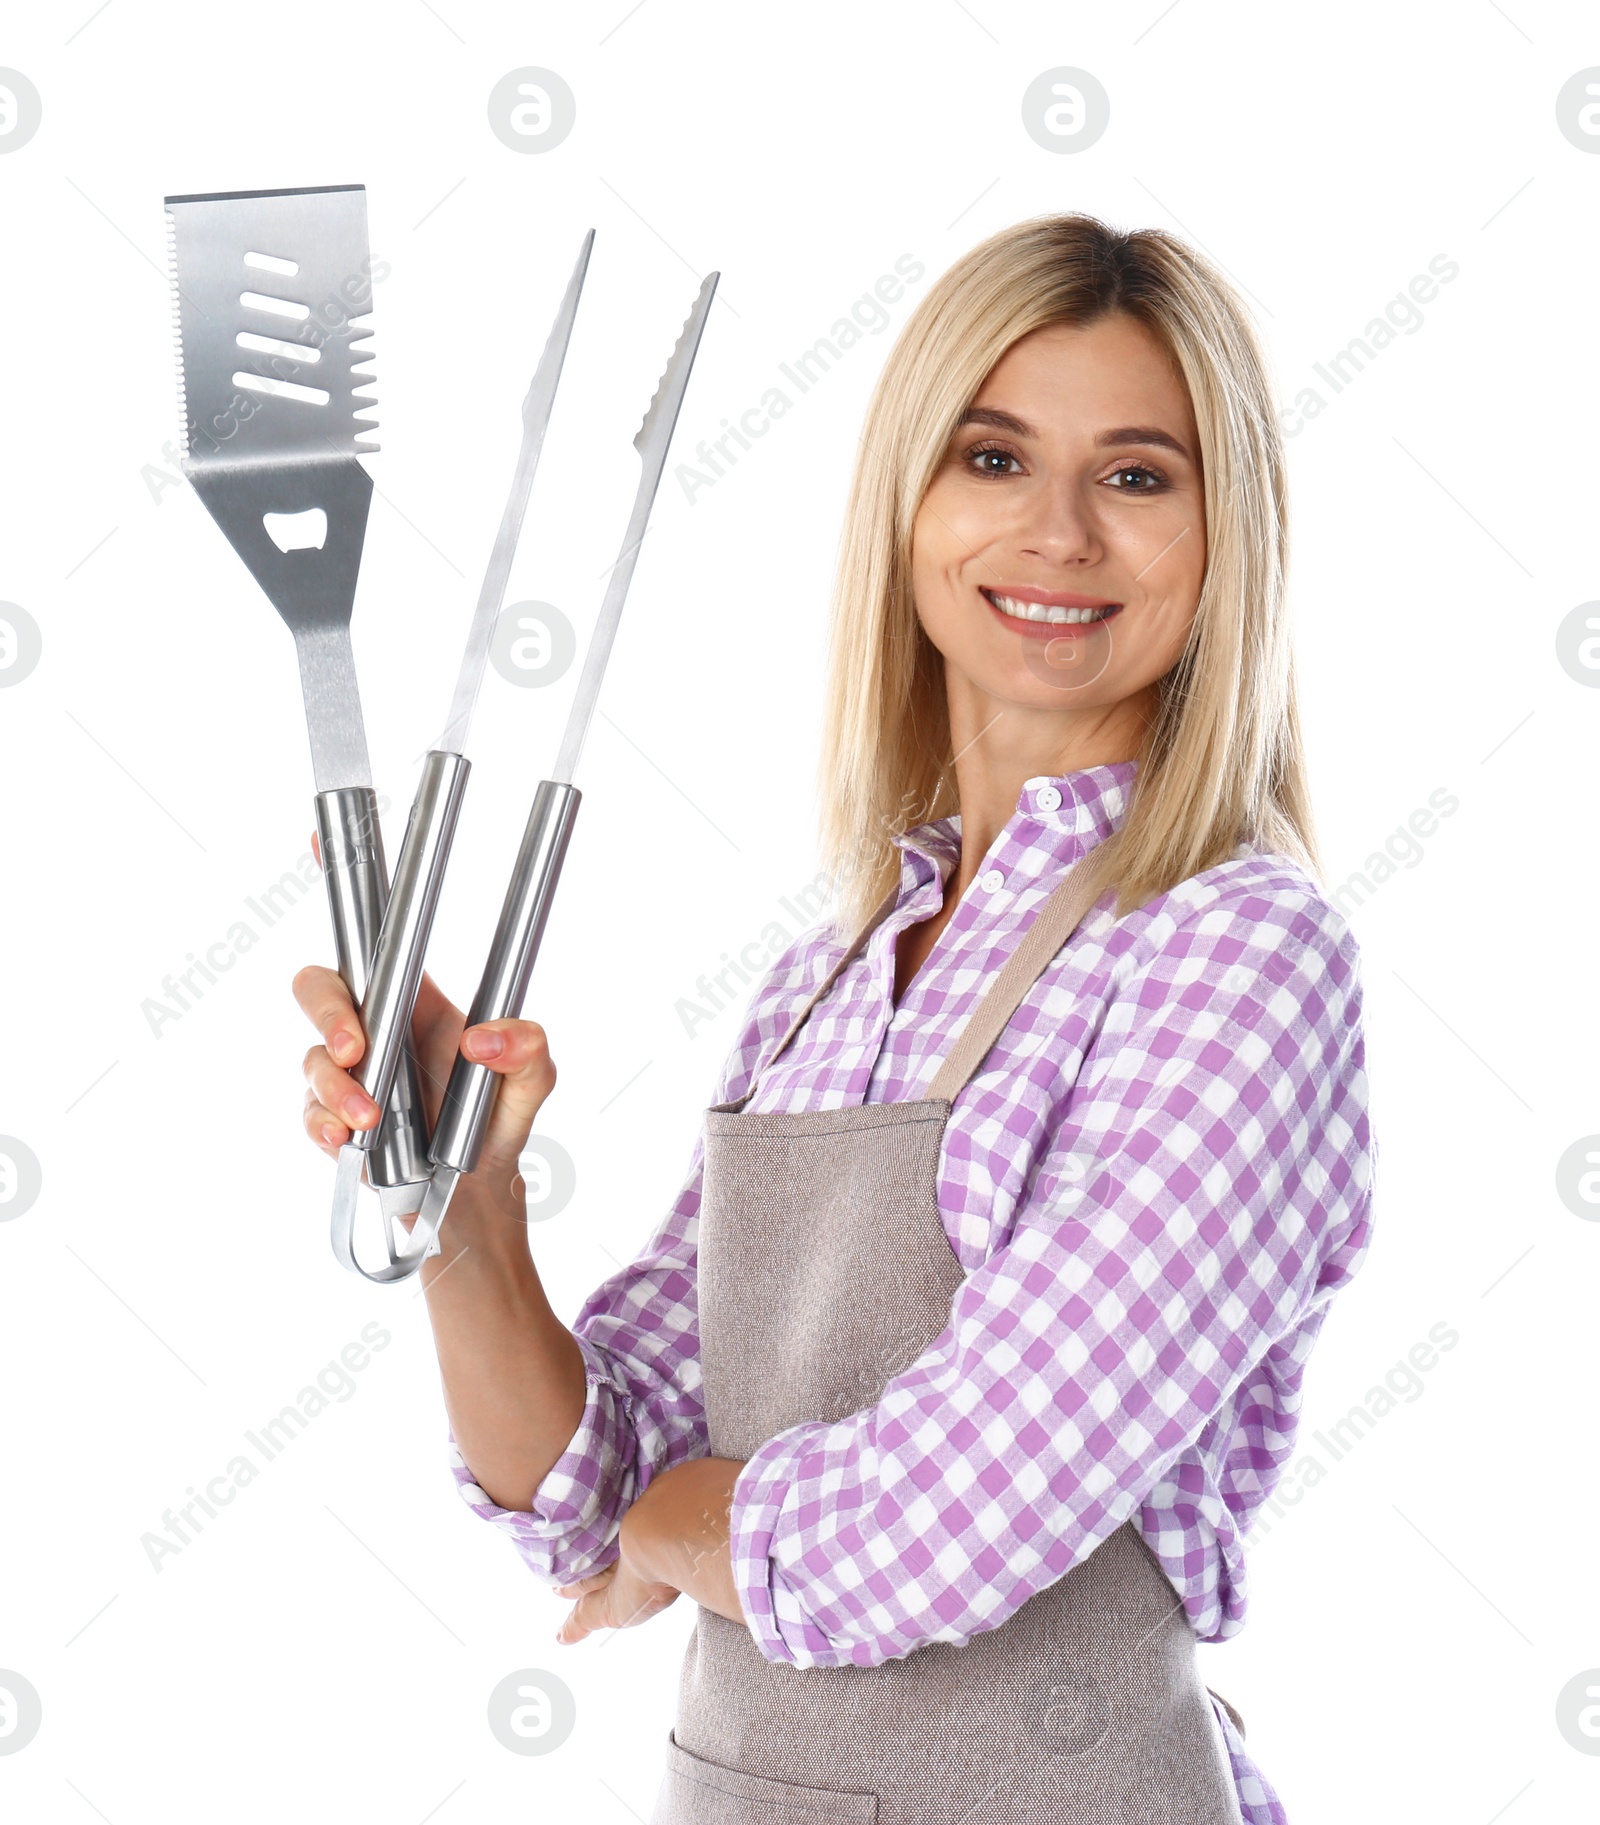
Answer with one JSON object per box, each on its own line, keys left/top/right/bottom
{"left": 942, "top": 680, "right": 1152, "bottom": 897}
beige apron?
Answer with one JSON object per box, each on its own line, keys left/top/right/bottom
{"left": 651, "top": 853, "right": 1242, "bottom": 1824}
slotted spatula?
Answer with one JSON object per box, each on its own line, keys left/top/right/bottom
{"left": 164, "top": 184, "right": 432, "bottom": 1229}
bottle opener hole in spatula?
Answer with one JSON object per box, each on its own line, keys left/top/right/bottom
{"left": 164, "top": 184, "right": 433, "bottom": 1242}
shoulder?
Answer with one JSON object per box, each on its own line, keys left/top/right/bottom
{"left": 1097, "top": 844, "right": 1368, "bottom": 1049}
{"left": 1123, "top": 844, "right": 1363, "bottom": 980}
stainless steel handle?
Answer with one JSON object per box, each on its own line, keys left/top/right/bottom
{"left": 429, "top": 779, "right": 581, "bottom": 1177}
{"left": 350, "top": 750, "right": 472, "bottom": 1148}
{"left": 313, "top": 788, "right": 431, "bottom": 1187}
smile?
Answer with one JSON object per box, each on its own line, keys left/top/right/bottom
{"left": 980, "top": 588, "right": 1121, "bottom": 630}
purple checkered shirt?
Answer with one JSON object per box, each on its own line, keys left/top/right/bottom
{"left": 450, "top": 757, "right": 1376, "bottom": 1824}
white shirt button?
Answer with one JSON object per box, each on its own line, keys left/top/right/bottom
{"left": 980, "top": 869, "right": 1004, "bottom": 892}
{"left": 1035, "top": 786, "right": 1062, "bottom": 811}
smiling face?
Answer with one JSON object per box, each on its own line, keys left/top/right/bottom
{"left": 910, "top": 312, "right": 1208, "bottom": 748}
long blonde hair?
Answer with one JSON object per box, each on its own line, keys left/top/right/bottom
{"left": 816, "top": 211, "right": 1318, "bottom": 937}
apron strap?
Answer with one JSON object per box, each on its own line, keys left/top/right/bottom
{"left": 924, "top": 833, "right": 1121, "bottom": 1103}
{"left": 733, "top": 881, "right": 901, "bottom": 1105}
{"left": 730, "top": 831, "right": 1124, "bottom": 1110}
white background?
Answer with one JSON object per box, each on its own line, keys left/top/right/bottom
{"left": 0, "top": 2, "right": 1595, "bottom": 1820}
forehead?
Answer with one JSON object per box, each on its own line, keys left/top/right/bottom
{"left": 972, "top": 315, "right": 1196, "bottom": 436}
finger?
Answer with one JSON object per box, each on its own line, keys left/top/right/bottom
{"left": 456, "top": 1018, "right": 556, "bottom": 1164}
{"left": 301, "top": 1042, "right": 380, "bottom": 1137}
{"left": 553, "top": 1570, "right": 614, "bottom": 1597}
{"left": 555, "top": 1593, "right": 591, "bottom": 1643}
{"left": 303, "top": 1089, "right": 352, "bottom": 1159}
{"left": 292, "top": 963, "right": 364, "bottom": 1066}
{"left": 553, "top": 1563, "right": 622, "bottom": 1640}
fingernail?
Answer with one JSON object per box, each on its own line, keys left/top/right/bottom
{"left": 331, "top": 1029, "right": 357, "bottom": 1062}
{"left": 343, "top": 1095, "right": 374, "bottom": 1126}
{"left": 466, "top": 1029, "right": 503, "bottom": 1060}
{"left": 322, "top": 1123, "right": 342, "bottom": 1146}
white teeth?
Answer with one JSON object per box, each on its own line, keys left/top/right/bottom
{"left": 985, "top": 591, "right": 1114, "bottom": 625}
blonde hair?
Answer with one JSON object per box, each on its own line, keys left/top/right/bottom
{"left": 815, "top": 211, "right": 1319, "bottom": 937}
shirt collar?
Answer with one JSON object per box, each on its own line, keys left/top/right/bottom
{"left": 892, "top": 757, "right": 1139, "bottom": 879}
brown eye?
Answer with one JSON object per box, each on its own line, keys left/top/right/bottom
{"left": 1105, "top": 464, "right": 1167, "bottom": 492}
{"left": 965, "top": 441, "right": 1022, "bottom": 478}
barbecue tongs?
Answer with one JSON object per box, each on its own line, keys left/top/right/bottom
{"left": 165, "top": 184, "right": 716, "bottom": 1283}
{"left": 328, "top": 253, "right": 718, "bottom": 1281}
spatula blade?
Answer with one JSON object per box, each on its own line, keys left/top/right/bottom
{"left": 164, "top": 183, "right": 380, "bottom": 469}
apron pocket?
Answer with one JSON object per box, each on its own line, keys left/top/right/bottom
{"left": 652, "top": 1728, "right": 879, "bottom": 1823}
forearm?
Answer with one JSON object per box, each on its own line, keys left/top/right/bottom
{"left": 624, "top": 1456, "right": 746, "bottom": 1626}
{"left": 419, "top": 1184, "right": 587, "bottom": 1513}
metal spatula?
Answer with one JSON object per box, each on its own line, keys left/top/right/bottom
{"left": 165, "top": 184, "right": 432, "bottom": 1225}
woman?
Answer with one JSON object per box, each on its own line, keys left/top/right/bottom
{"left": 297, "top": 213, "right": 1375, "bottom": 1823}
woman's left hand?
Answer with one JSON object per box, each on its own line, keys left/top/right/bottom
{"left": 552, "top": 1545, "right": 681, "bottom": 1644}
{"left": 553, "top": 1457, "right": 745, "bottom": 1641}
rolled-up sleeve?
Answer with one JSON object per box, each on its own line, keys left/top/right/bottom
{"left": 449, "top": 1142, "right": 708, "bottom": 1584}
{"left": 449, "top": 928, "right": 831, "bottom": 1585}
{"left": 727, "top": 886, "right": 1375, "bottom": 1667}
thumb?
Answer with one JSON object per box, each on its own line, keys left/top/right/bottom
{"left": 457, "top": 1017, "right": 555, "bottom": 1174}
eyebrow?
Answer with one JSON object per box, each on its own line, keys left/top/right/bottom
{"left": 956, "top": 406, "right": 1193, "bottom": 462}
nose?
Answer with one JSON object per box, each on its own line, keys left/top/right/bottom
{"left": 1013, "top": 470, "right": 1103, "bottom": 568}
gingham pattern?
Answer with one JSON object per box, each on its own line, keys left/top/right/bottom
{"left": 450, "top": 759, "right": 1374, "bottom": 1825}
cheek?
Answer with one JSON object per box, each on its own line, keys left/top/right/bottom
{"left": 920, "top": 471, "right": 1022, "bottom": 548}
{"left": 911, "top": 491, "right": 974, "bottom": 590}
{"left": 1126, "top": 508, "right": 1206, "bottom": 602}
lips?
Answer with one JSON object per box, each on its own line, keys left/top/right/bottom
{"left": 981, "top": 587, "right": 1121, "bottom": 639}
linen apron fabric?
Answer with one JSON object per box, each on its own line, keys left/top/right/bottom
{"left": 650, "top": 851, "right": 1243, "bottom": 1825}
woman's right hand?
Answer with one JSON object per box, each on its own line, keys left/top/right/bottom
{"left": 293, "top": 960, "right": 557, "bottom": 1213}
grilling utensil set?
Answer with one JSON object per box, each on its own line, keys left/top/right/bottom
{"left": 165, "top": 183, "right": 717, "bottom": 1282}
